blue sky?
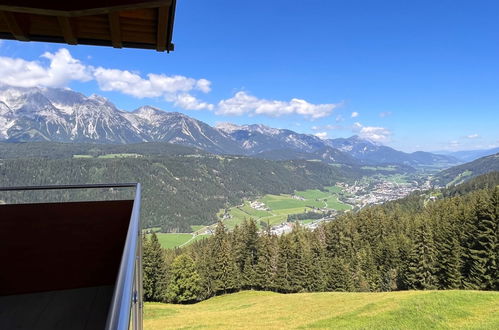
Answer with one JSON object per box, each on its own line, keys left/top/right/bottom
{"left": 0, "top": 0, "right": 498, "bottom": 152}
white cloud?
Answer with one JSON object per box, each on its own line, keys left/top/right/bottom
{"left": 0, "top": 48, "right": 92, "bottom": 88}
{"left": 314, "top": 132, "right": 328, "bottom": 139}
{"left": 0, "top": 48, "right": 213, "bottom": 111}
{"left": 0, "top": 48, "right": 344, "bottom": 117}
{"left": 93, "top": 68, "right": 213, "bottom": 110}
{"left": 353, "top": 122, "right": 391, "bottom": 143}
{"left": 379, "top": 111, "right": 392, "bottom": 118}
{"left": 93, "top": 69, "right": 210, "bottom": 97}
{"left": 216, "top": 91, "right": 339, "bottom": 119}
{"left": 466, "top": 133, "right": 480, "bottom": 139}
{"left": 351, "top": 111, "right": 359, "bottom": 118}
{"left": 336, "top": 114, "right": 344, "bottom": 122}
{"left": 172, "top": 93, "right": 214, "bottom": 111}
{"left": 352, "top": 122, "right": 363, "bottom": 130}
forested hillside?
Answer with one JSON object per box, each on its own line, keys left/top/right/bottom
{"left": 433, "top": 153, "right": 499, "bottom": 186}
{"left": 144, "top": 172, "right": 499, "bottom": 303}
{"left": 0, "top": 143, "right": 371, "bottom": 231}
{"left": 0, "top": 142, "right": 206, "bottom": 159}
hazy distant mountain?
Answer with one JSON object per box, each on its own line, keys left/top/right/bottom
{"left": 253, "top": 146, "right": 357, "bottom": 165}
{"left": 325, "top": 135, "right": 459, "bottom": 168}
{"left": 439, "top": 147, "right": 499, "bottom": 162}
{"left": 0, "top": 85, "right": 459, "bottom": 168}
{"left": 433, "top": 152, "right": 499, "bottom": 186}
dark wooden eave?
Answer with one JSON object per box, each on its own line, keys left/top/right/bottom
{"left": 0, "top": 0, "right": 176, "bottom": 52}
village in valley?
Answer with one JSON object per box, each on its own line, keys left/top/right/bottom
{"left": 150, "top": 174, "right": 429, "bottom": 248}
{"left": 217, "top": 174, "right": 428, "bottom": 236}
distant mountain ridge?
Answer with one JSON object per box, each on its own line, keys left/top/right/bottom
{"left": 439, "top": 147, "right": 499, "bottom": 162}
{"left": 0, "top": 85, "right": 459, "bottom": 167}
{"left": 433, "top": 152, "right": 499, "bottom": 186}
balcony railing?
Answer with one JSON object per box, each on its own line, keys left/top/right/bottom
{"left": 0, "top": 183, "right": 143, "bottom": 330}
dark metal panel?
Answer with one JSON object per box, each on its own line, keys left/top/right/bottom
{"left": 0, "top": 200, "right": 134, "bottom": 296}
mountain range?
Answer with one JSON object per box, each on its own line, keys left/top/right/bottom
{"left": 0, "top": 85, "right": 460, "bottom": 168}
{"left": 437, "top": 147, "right": 499, "bottom": 163}
{"left": 433, "top": 152, "right": 499, "bottom": 186}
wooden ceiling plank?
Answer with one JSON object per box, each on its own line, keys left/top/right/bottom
{"left": 156, "top": 6, "right": 167, "bottom": 52}
{"left": 108, "top": 11, "right": 122, "bottom": 48}
{"left": 0, "top": 11, "right": 29, "bottom": 41}
{"left": 57, "top": 16, "right": 77, "bottom": 45}
{"left": 0, "top": 1, "right": 172, "bottom": 18}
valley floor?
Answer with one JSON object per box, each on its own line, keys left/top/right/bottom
{"left": 144, "top": 290, "right": 499, "bottom": 329}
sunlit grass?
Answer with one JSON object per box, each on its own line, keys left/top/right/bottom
{"left": 144, "top": 290, "right": 499, "bottom": 330}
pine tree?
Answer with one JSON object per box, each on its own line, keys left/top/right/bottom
{"left": 436, "top": 229, "right": 462, "bottom": 289}
{"left": 287, "top": 225, "right": 312, "bottom": 292}
{"left": 275, "top": 235, "right": 292, "bottom": 292}
{"left": 326, "top": 257, "right": 352, "bottom": 292}
{"left": 465, "top": 193, "right": 497, "bottom": 289}
{"left": 233, "top": 219, "right": 259, "bottom": 289}
{"left": 405, "top": 221, "right": 437, "bottom": 290}
{"left": 492, "top": 186, "right": 499, "bottom": 290}
{"left": 209, "top": 221, "right": 239, "bottom": 294}
{"left": 308, "top": 232, "right": 327, "bottom": 292}
{"left": 357, "top": 246, "right": 380, "bottom": 292}
{"left": 255, "top": 230, "right": 277, "bottom": 290}
{"left": 143, "top": 233, "right": 168, "bottom": 301}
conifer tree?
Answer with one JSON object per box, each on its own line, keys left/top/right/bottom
{"left": 465, "top": 193, "right": 497, "bottom": 289}
{"left": 275, "top": 235, "right": 292, "bottom": 292}
{"left": 357, "top": 246, "right": 380, "bottom": 292}
{"left": 143, "top": 233, "right": 168, "bottom": 301}
{"left": 308, "top": 232, "right": 327, "bottom": 292}
{"left": 326, "top": 257, "right": 353, "bottom": 292}
{"left": 436, "top": 229, "right": 462, "bottom": 289}
{"left": 209, "top": 221, "right": 239, "bottom": 294}
{"left": 234, "top": 219, "right": 259, "bottom": 289}
{"left": 166, "top": 255, "right": 202, "bottom": 303}
{"left": 492, "top": 186, "right": 499, "bottom": 290}
{"left": 287, "top": 225, "right": 312, "bottom": 292}
{"left": 405, "top": 221, "right": 437, "bottom": 290}
{"left": 255, "top": 230, "right": 277, "bottom": 290}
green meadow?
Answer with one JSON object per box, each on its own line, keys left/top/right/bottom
{"left": 144, "top": 290, "right": 499, "bottom": 329}
{"left": 150, "top": 233, "right": 209, "bottom": 249}
{"left": 221, "top": 186, "right": 351, "bottom": 229}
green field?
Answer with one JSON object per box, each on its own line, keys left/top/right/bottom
{"left": 72, "top": 153, "right": 143, "bottom": 159}
{"left": 97, "top": 153, "right": 142, "bottom": 159}
{"left": 144, "top": 290, "right": 499, "bottom": 329}
{"left": 150, "top": 233, "right": 210, "bottom": 249}
{"left": 190, "top": 225, "right": 205, "bottom": 232}
{"left": 221, "top": 186, "right": 351, "bottom": 229}
{"left": 72, "top": 154, "right": 93, "bottom": 158}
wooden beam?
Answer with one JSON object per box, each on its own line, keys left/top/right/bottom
{"left": 0, "top": 11, "right": 29, "bottom": 41}
{"left": 0, "top": 1, "right": 172, "bottom": 17}
{"left": 57, "top": 16, "right": 76, "bottom": 45}
{"left": 156, "top": 6, "right": 168, "bottom": 51}
{"left": 108, "top": 11, "right": 122, "bottom": 48}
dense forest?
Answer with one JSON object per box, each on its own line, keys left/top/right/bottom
{"left": 143, "top": 172, "right": 499, "bottom": 303}
{"left": 0, "top": 142, "right": 410, "bottom": 231}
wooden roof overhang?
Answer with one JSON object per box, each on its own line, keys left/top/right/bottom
{"left": 0, "top": 0, "right": 176, "bottom": 52}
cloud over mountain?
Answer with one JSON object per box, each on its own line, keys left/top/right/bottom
{"left": 216, "top": 91, "right": 339, "bottom": 119}
{"left": 0, "top": 48, "right": 341, "bottom": 119}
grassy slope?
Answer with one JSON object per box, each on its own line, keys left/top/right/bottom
{"left": 150, "top": 233, "right": 210, "bottom": 249}
{"left": 144, "top": 290, "right": 499, "bottom": 329}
